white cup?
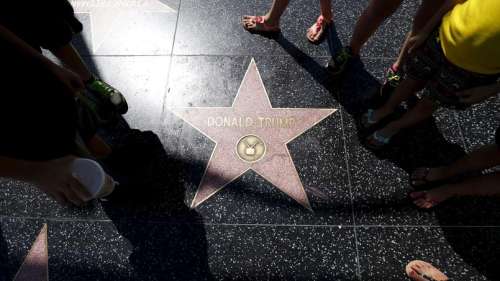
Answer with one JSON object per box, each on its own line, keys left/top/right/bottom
{"left": 71, "top": 158, "right": 116, "bottom": 200}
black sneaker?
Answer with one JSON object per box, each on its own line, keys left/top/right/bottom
{"left": 326, "top": 46, "right": 354, "bottom": 76}
{"left": 379, "top": 66, "right": 402, "bottom": 102}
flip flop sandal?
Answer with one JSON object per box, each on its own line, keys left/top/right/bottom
{"left": 365, "top": 131, "right": 392, "bottom": 150}
{"left": 307, "top": 15, "right": 332, "bottom": 44}
{"left": 409, "top": 191, "right": 440, "bottom": 209}
{"left": 412, "top": 270, "right": 451, "bottom": 281}
{"left": 406, "top": 260, "right": 451, "bottom": 281}
{"left": 360, "top": 109, "right": 378, "bottom": 129}
{"left": 410, "top": 167, "right": 465, "bottom": 189}
{"left": 410, "top": 168, "right": 444, "bottom": 188}
{"left": 243, "top": 16, "right": 281, "bottom": 35}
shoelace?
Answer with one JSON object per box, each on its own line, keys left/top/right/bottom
{"left": 94, "top": 80, "right": 118, "bottom": 97}
{"left": 387, "top": 73, "right": 401, "bottom": 86}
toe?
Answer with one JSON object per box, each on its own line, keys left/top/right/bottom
{"left": 413, "top": 199, "right": 425, "bottom": 208}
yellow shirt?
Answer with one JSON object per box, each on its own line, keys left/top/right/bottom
{"left": 439, "top": 0, "right": 500, "bottom": 75}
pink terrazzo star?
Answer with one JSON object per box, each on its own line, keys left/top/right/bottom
{"left": 14, "top": 224, "right": 48, "bottom": 281}
{"left": 170, "top": 59, "right": 337, "bottom": 210}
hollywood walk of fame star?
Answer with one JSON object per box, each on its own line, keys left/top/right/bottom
{"left": 13, "top": 224, "right": 48, "bottom": 281}
{"left": 70, "top": 0, "right": 176, "bottom": 52}
{"left": 170, "top": 59, "right": 337, "bottom": 210}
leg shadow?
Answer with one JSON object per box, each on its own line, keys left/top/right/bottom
{"left": 99, "top": 128, "right": 214, "bottom": 281}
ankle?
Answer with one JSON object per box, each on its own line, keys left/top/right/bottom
{"left": 374, "top": 107, "right": 391, "bottom": 121}
{"left": 321, "top": 12, "right": 333, "bottom": 22}
{"left": 263, "top": 15, "right": 279, "bottom": 26}
{"left": 438, "top": 184, "right": 457, "bottom": 199}
{"left": 381, "top": 123, "right": 400, "bottom": 137}
{"left": 391, "top": 63, "right": 399, "bottom": 73}
{"left": 436, "top": 166, "right": 455, "bottom": 180}
{"left": 348, "top": 44, "right": 361, "bottom": 57}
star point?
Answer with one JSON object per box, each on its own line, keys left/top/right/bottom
{"left": 14, "top": 224, "right": 49, "bottom": 281}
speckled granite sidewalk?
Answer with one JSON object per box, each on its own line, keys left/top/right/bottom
{"left": 1, "top": 0, "right": 499, "bottom": 280}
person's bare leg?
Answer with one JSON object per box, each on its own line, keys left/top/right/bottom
{"left": 242, "top": 0, "right": 289, "bottom": 31}
{"left": 412, "top": 172, "right": 500, "bottom": 209}
{"left": 349, "top": 0, "right": 403, "bottom": 56}
{"left": 414, "top": 144, "right": 500, "bottom": 183}
{"left": 50, "top": 43, "right": 92, "bottom": 82}
{"left": 263, "top": 0, "right": 289, "bottom": 25}
{"left": 393, "top": 0, "right": 446, "bottom": 69}
{"left": 372, "top": 77, "right": 426, "bottom": 121}
{"left": 319, "top": 0, "right": 333, "bottom": 21}
{"left": 377, "top": 97, "right": 435, "bottom": 138}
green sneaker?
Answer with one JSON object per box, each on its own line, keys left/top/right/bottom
{"left": 85, "top": 76, "right": 128, "bottom": 115}
{"left": 379, "top": 66, "right": 402, "bottom": 102}
{"left": 326, "top": 46, "right": 354, "bottom": 76}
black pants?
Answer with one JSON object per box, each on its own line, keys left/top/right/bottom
{"left": 0, "top": 51, "right": 77, "bottom": 161}
{"left": 0, "top": 0, "right": 83, "bottom": 51}
{"left": 0, "top": 1, "right": 85, "bottom": 160}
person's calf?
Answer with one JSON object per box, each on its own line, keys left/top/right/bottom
{"left": 373, "top": 78, "right": 426, "bottom": 122}
{"left": 50, "top": 43, "right": 92, "bottom": 82}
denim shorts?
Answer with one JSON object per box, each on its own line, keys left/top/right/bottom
{"left": 404, "top": 29, "right": 499, "bottom": 110}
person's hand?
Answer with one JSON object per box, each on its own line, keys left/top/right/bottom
{"left": 407, "top": 31, "right": 430, "bottom": 54}
{"left": 456, "top": 85, "right": 498, "bottom": 104}
{"left": 49, "top": 65, "right": 84, "bottom": 96}
{"left": 31, "top": 156, "right": 92, "bottom": 206}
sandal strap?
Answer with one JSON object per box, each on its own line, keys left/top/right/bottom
{"left": 366, "top": 109, "right": 377, "bottom": 125}
{"left": 420, "top": 272, "right": 450, "bottom": 281}
{"left": 315, "top": 15, "right": 325, "bottom": 31}
{"left": 253, "top": 16, "right": 279, "bottom": 31}
{"left": 372, "top": 131, "right": 391, "bottom": 145}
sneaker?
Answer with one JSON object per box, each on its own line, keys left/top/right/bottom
{"left": 77, "top": 92, "right": 116, "bottom": 125}
{"left": 379, "top": 65, "right": 401, "bottom": 101}
{"left": 326, "top": 46, "right": 354, "bottom": 76}
{"left": 85, "top": 76, "right": 128, "bottom": 115}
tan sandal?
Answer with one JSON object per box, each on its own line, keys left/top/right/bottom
{"left": 307, "top": 15, "right": 332, "bottom": 44}
{"left": 406, "top": 260, "right": 450, "bottom": 281}
{"left": 242, "top": 15, "right": 280, "bottom": 34}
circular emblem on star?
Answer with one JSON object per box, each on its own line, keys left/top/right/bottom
{"left": 236, "top": 135, "right": 266, "bottom": 163}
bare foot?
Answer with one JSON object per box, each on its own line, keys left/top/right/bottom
{"left": 411, "top": 167, "right": 451, "bottom": 187}
{"left": 242, "top": 15, "right": 280, "bottom": 33}
{"left": 406, "top": 260, "right": 449, "bottom": 281}
{"left": 306, "top": 15, "right": 332, "bottom": 44}
{"left": 410, "top": 187, "right": 452, "bottom": 209}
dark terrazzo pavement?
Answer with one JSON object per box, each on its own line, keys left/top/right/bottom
{"left": 1, "top": 0, "right": 499, "bottom": 280}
